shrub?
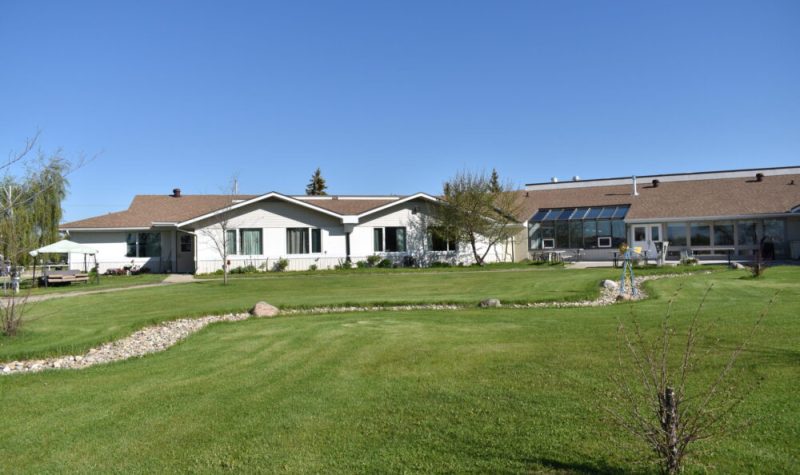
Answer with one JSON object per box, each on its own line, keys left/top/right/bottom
{"left": 308, "top": 264, "right": 317, "bottom": 271}
{"left": 231, "top": 265, "right": 259, "bottom": 274}
{"left": 272, "top": 258, "right": 289, "bottom": 272}
{"left": 366, "top": 255, "right": 382, "bottom": 267}
{"left": 429, "top": 261, "right": 451, "bottom": 268}
{"left": 377, "top": 258, "right": 393, "bottom": 268}
{"left": 334, "top": 260, "right": 352, "bottom": 270}
{"left": 355, "top": 260, "right": 369, "bottom": 268}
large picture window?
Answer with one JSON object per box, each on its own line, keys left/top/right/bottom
{"left": 737, "top": 221, "right": 757, "bottom": 246}
{"left": 240, "top": 229, "right": 263, "bottom": 255}
{"left": 667, "top": 224, "right": 687, "bottom": 247}
{"left": 429, "top": 227, "right": 457, "bottom": 252}
{"left": 385, "top": 227, "right": 407, "bottom": 252}
{"left": 713, "top": 223, "right": 734, "bottom": 246}
{"left": 689, "top": 224, "right": 711, "bottom": 246}
{"left": 373, "top": 228, "right": 384, "bottom": 252}
{"left": 287, "top": 228, "right": 322, "bottom": 254}
{"left": 126, "top": 232, "right": 161, "bottom": 258}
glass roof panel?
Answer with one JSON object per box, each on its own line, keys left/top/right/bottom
{"left": 531, "top": 209, "right": 548, "bottom": 221}
{"left": 556, "top": 208, "right": 575, "bottom": 220}
{"left": 584, "top": 207, "right": 602, "bottom": 219}
{"left": 542, "top": 208, "right": 562, "bottom": 221}
{"left": 612, "top": 205, "right": 630, "bottom": 218}
{"left": 599, "top": 207, "right": 616, "bottom": 219}
{"left": 571, "top": 208, "right": 588, "bottom": 220}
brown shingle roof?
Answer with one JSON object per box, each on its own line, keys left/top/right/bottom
{"left": 295, "top": 197, "right": 400, "bottom": 215}
{"left": 60, "top": 194, "right": 412, "bottom": 229}
{"left": 515, "top": 174, "right": 800, "bottom": 221}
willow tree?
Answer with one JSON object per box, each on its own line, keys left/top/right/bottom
{"left": 0, "top": 134, "right": 71, "bottom": 336}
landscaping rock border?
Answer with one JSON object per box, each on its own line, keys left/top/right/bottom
{"left": 1, "top": 272, "right": 707, "bottom": 376}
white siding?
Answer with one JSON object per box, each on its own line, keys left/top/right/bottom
{"left": 68, "top": 230, "right": 177, "bottom": 273}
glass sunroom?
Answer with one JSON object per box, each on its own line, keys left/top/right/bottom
{"left": 528, "top": 205, "right": 629, "bottom": 254}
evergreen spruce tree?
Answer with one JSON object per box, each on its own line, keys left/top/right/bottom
{"left": 489, "top": 168, "right": 501, "bottom": 193}
{"left": 305, "top": 168, "right": 328, "bottom": 196}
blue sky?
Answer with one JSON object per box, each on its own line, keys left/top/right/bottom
{"left": 1, "top": 1, "right": 798, "bottom": 222}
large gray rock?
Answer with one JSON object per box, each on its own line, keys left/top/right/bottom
{"left": 479, "top": 298, "right": 502, "bottom": 308}
{"left": 250, "top": 301, "right": 279, "bottom": 317}
{"left": 601, "top": 279, "right": 619, "bottom": 291}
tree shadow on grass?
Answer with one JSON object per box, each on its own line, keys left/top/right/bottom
{"left": 518, "top": 456, "right": 634, "bottom": 474}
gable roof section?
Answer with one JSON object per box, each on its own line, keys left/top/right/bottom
{"left": 60, "top": 192, "right": 439, "bottom": 230}
{"left": 515, "top": 173, "right": 800, "bottom": 222}
{"left": 60, "top": 194, "right": 258, "bottom": 229}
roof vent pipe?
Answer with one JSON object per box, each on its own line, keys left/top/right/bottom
{"left": 172, "top": 188, "right": 181, "bottom": 198}
{"left": 651, "top": 179, "right": 660, "bottom": 188}
{"left": 755, "top": 173, "right": 764, "bottom": 182}
{"left": 632, "top": 176, "right": 639, "bottom": 196}
{"left": 572, "top": 176, "right": 580, "bottom": 181}
{"left": 550, "top": 177, "right": 559, "bottom": 183}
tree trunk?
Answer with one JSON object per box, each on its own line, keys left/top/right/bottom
{"left": 663, "top": 387, "right": 680, "bottom": 474}
{"left": 469, "top": 234, "right": 483, "bottom": 265}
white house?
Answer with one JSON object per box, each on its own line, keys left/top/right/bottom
{"left": 60, "top": 189, "right": 518, "bottom": 273}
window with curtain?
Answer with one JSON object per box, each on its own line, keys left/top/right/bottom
{"left": 385, "top": 227, "right": 406, "bottom": 252}
{"left": 373, "top": 228, "right": 384, "bottom": 252}
{"left": 240, "top": 229, "right": 262, "bottom": 255}
{"left": 287, "top": 228, "right": 310, "bottom": 254}
{"left": 126, "top": 232, "right": 161, "bottom": 257}
{"left": 226, "top": 230, "right": 237, "bottom": 255}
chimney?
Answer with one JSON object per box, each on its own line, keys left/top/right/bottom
{"left": 632, "top": 176, "right": 639, "bottom": 196}
{"left": 755, "top": 173, "right": 764, "bottom": 182}
{"left": 651, "top": 179, "right": 660, "bottom": 188}
{"left": 172, "top": 188, "right": 181, "bottom": 198}
{"left": 572, "top": 176, "right": 581, "bottom": 182}
{"left": 550, "top": 177, "right": 559, "bottom": 183}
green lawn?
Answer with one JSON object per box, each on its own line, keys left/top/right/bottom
{"left": 0, "top": 267, "right": 796, "bottom": 472}
{"left": 0, "top": 266, "right": 610, "bottom": 361}
{"left": 21, "top": 273, "right": 166, "bottom": 295}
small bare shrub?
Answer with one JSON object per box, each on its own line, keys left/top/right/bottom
{"left": 607, "top": 285, "right": 777, "bottom": 474}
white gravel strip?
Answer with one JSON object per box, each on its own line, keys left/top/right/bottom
{"left": 0, "top": 271, "right": 708, "bottom": 376}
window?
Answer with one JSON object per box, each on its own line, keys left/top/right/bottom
{"left": 528, "top": 205, "right": 630, "bottom": 250}
{"left": 713, "top": 223, "right": 734, "bottom": 246}
{"left": 690, "top": 224, "right": 711, "bottom": 246}
{"left": 286, "top": 228, "right": 322, "bottom": 254}
{"left": 240, "top": 229, "right": 262, "bottom": 255}
{"left": 555, "top": 222, "right": 569, "bottom": 248}
{"left": 568, "top": 221, "right": 583, "bottom": 249}
{"left": 430, "top": 227, "right": 457, "bottom": 252}
{"left": 543, "top": 238, "right": 555, "bottom": 249}
{"left": 667, "top": 224, "right": 687, "bottom": 246}
{"left": 226, "top": 230, "right": 237, "bottom": 255}
{"left": 633, "top": 226, "right": 646, "bottom": 242}
{"left": 126, "top": 232, "right": 161, "bottom": 258}
{"left": 650, "top": 225, "right": 660, "bottom": 241}
{"left": 598, "top": 237, "right": 612, "bottom": 248}
{"left": 737, "top": 221, "right": 758, "bottom": 246}
{"left": 385, "top": 227, "right": 406, "bottom": 252}
{"left": 582, "top": 221, "right": 597, "bottom": 249}
{"left": 311, "top": 228, "right": 321, "bottom": 253}
{"left": 374, "top": 228, "right": 384, "bottom": 252}
{"left": 179, "top": 234, "right": 193, "bottom": 253}
{"left": 612, "top": 221, "right": 626, "bottom": 246}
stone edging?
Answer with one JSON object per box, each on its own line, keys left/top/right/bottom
{"left": 0, "top": 272, "right": 705, "bottom": 376}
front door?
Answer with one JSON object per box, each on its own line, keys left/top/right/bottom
{"left": 632, "top": 224, "right": 661, "bottom": 258}
{"left": 176, "top": 232, "right": 195, "bottom": 273}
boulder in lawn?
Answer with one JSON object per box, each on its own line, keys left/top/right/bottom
{"left": 250, "top": 301, "right": 279, "bottom": 317}
{"left": 601, "top": 279, "right": 619, "bottom": 291}
{"left": 479, "top": 298, "right": 502, "bottom": 308}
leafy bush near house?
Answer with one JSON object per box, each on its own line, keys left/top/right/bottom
{"left": 366, "top": 255, "right": 382, "bottom": 267}
{"left": 355, "top": 260, "right": 369, "bottom": 269}
{"left": 377, "top": 259, "right": 393, "bottom": 268}
{"left": 230, "top": 265, "right": 259, "bottom": 274}
{"left": 429, "top": 261, "right": 451, "bottom": 268}
{"left": 334, "top": 260, "right": 353, "bottom": 270}
{"left": 309, "top": 264, "right": 317, "bottom": 271}
{"left": 273, "top": 258, "right": 289, "bottom": 272}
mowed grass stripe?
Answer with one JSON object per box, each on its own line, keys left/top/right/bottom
{"left": 1, "top": 267, "right": 609, "bottom": 361}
